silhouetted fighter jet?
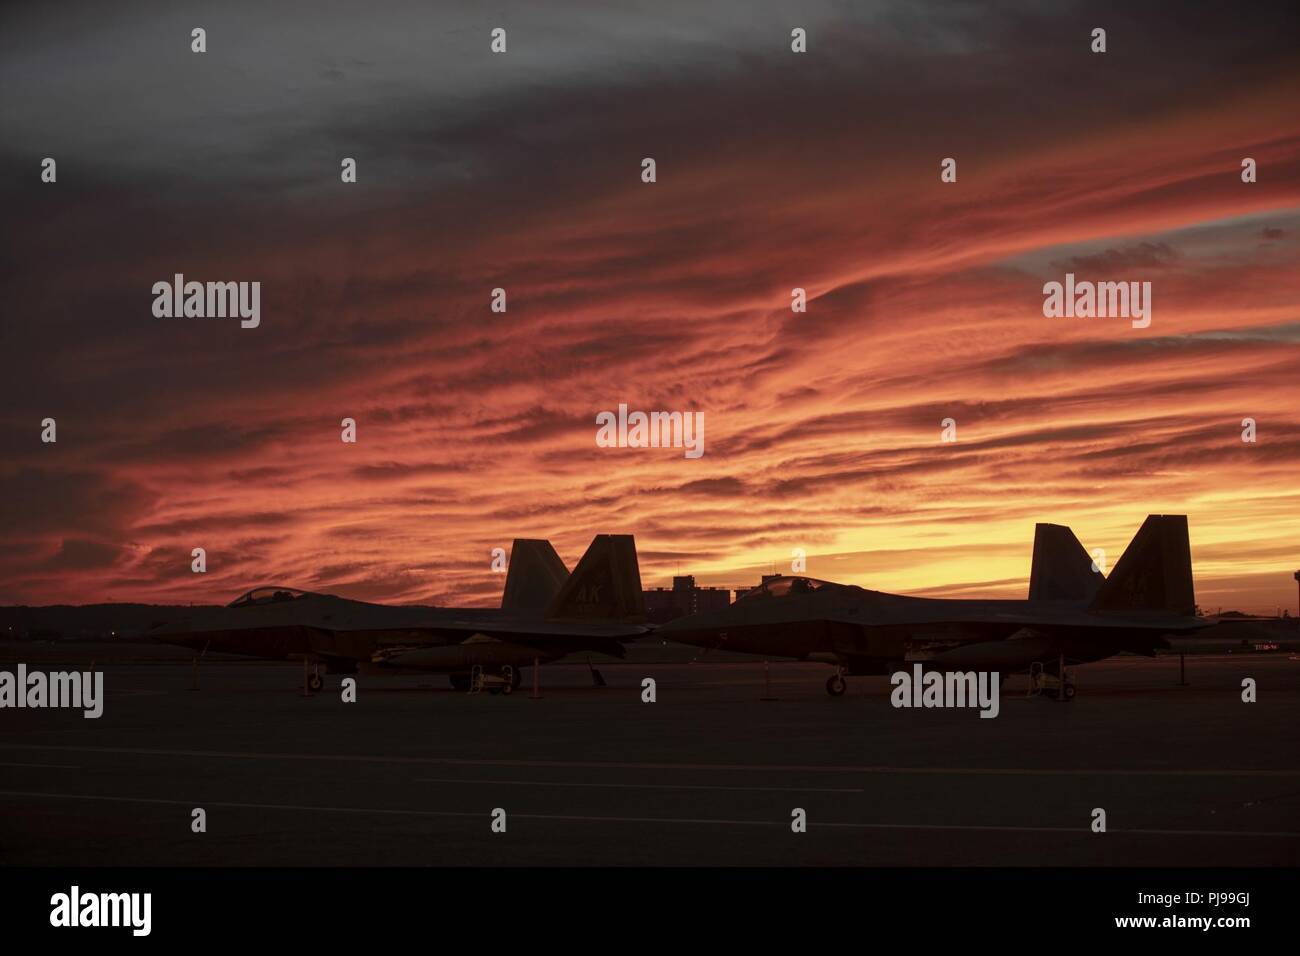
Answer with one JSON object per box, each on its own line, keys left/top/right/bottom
{"left": 658, "top": 515, "right": 1213, "bottom": 697}
{"left": 151, "top": 535, "right": 646, "bottom": 692}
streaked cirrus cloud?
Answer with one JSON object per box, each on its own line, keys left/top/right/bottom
{"left": 1, "top": 0, "right": 1297, "bottom": 612}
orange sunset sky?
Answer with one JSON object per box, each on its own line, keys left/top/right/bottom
{"left": 2, "top": 1, "right": 1298, "bottom": 613}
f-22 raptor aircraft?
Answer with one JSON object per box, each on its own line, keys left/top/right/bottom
{"left": 152, "top": 535, "right": 647, "bottom": 692}
{"left": 659, "top": 515, "right": 1213, "bottom": 697}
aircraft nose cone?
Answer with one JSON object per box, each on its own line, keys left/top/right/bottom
{"left": 655, "top": 616, "right": 713, "bottom": 644}
{"left": 147, "top": 617, "right": 195, "bottom": 642}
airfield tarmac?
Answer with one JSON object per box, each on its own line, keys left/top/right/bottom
{"left": 1, "top": 641, "right": 1297, "bottom": 866}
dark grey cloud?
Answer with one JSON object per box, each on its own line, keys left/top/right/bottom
{"left": 1051, "top": 241, "right": 1182, "bottom": 273}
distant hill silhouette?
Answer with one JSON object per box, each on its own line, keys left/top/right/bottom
{"left": 0, "top": 604, "right": 221, "bottom": 640}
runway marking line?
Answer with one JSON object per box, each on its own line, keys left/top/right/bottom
{"left": 0, "top": 790, "right": 1296, "bottom": 839}
{"left": 0, "top": 762, "right": 79, "bottom": 770}
{"left": 0, "top": 743, "right": 1296, "bottom": 777}
{"left": 416, "top": 777, "right": 864, "bottom": 793}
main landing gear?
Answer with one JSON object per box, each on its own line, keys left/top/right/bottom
{"left": 825, "top": 669, "right": 847, "bottom": 697}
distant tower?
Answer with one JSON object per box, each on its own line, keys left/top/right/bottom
{"left": 1294, "top": 570, "right": 1299, "bottom": 618}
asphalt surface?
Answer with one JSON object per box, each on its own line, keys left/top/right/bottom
{"left": 1, "top": 641, "right": 1297, "bottom": 865}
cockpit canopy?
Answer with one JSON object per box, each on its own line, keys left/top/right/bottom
{"left": 226, "top": 586, "right": 314, "bottom": 608}
{"left": 736, "top": 576, "right": 832, "bottom": 601}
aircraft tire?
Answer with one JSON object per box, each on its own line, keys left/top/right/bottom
{"left": 826, "top": 674, "right": 846, "bottom": 697}
{"left": 307, "top": 673, "right": 324, "bottom": 693}
{"left": 501, "top": 680, "right": 514, "bottom": 696}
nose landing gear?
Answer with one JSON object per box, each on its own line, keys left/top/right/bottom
{"left": 825, "top": 670, "right": 847, "bottom": 697}
{"left": 302, "top": 658, "right": 325, "bottom": 694}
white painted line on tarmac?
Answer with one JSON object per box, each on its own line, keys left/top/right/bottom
{"left": 416, "top": 777, "right": 864, "bottom": 793}
{"left": 0, "top": 762, "right": 79, "bottom": 770}
{"left": 0, "top": 790, "right": 1296, "bottom": 839}
{"left": 0, "top": 743, "right": 1295, "bottom": 777}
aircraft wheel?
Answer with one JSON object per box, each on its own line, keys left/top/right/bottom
{"left": 307, "top": 673, "right": 324, "bottom": 693}
{"left": 503, "top": 666, "right": 520, "bottom": 690}
{"left": 1062, "top": 681, "right": 1076, "bottom": 701}
{"left": 501, "top": 680, "right": 514, "bottom": 696}
{"left": 825, "top": 674, "right": 846, "bottom": 697}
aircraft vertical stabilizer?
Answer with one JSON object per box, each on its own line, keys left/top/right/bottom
{"left": 1028, "top": 523, "right": 1104, "bottom": 602}
{"left": 500, "top": 539, "right": 569, "bottom": 614}
{"left": 545, "top": 534, "right": 645, "bottom": 622}
{"left": 1088, "top": 515, "right": 1195, "bottom": 617}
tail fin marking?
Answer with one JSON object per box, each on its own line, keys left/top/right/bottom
{"left": 545, "top": 534, "right": 645, "bottom": 623}
{"left": 1088, "top": 515, "right": 1194, "bottom": 617}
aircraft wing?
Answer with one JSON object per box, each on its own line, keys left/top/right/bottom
{"left": 303, "top": 618, "right": 647, "bottom": 664}
{"left": 393, "top": 617, "right": 648, "bottom": 656}
{"left": 816, "top": 608, "right": 1213, "bottom": 632}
